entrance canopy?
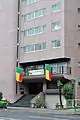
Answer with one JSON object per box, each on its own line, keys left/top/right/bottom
{"left": 23, "top": 74, "right": 70, "bottom": 84}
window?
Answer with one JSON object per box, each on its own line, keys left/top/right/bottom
{"left": 27, "top": 45, "right": 35, "bottom": 52}
{"left": 24, "top": 24, "right": 46, "bottom": 36}
{"left": 51, "top": 21, "right": 61, "bottom": 31}
{"left": 78, "top": 8, "right": 80, "bottom": 12}
{"left": 28, "top": 28, "right": 34, "bottom": 35}
{"left": 35, "top": 8, "right": 46, "bottom": 18}
{"left": 52, "top": 64, "right": 58, "bottom": 74}
{"left": 35, "top": 44, "right": 41, "bottom": 50}
{"left": 78, "top": 82, "right": 80, "bottom": 87}
{"left": 41, "top": 42, "right": 46, "bottom": 49}
{"left": 22, "top": 42, "right": 46, "bottom": 53}
{"left": 25, "top": 65, "right": 44, "bottom": 73}
{"left": 52, "top": 39, "right": 60, "bottom": 48}
{"left": 78, "top": 43, "right": 80, "bottom": 49}
{"left": 35, "top": 42, "right": 46, "bottom": 51}
{"left": 24, "top": 8, "right": 46, "bottom": 21}
{"left": 37, "top": 65, "right": 44, "bottom": 69}
{"left": 51, "top": 62, "right": 67, "bottom": 74}
{"left": 22, "top": 0, "right": 40, "bottom": 5}
{"left": 78, "top": 25, "right": 80, "bottom": 27}
{"left": 52, "top": 2, "right": 61, "bottom": 13}
{"left": 23, "top": 46, "right": 28, "bottom": 52}
{"left": 57, "top": 63, "right": 67, "bottom": 74}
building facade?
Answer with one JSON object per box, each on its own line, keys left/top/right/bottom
{"left": 0, "top": 0, "right": 80, "bottom": 106}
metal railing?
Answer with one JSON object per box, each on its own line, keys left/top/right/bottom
{"left": 52, "top": 66, "right": 71, "bottom": 75}
{"left": 23, "top": 66, "right": 71, "bottom": 76}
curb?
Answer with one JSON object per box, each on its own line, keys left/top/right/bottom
{"left": 7, "top": 107, "right": 77, "bottom": 115}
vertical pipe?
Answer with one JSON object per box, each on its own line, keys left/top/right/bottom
{"left": 16, "top": 0, "right": 20, "bottom": 94}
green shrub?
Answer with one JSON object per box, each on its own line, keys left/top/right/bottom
{"left": 35, "top": 98, "right": 44, "bottom": 108}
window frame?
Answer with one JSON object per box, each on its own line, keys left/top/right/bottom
{"left": 24, "top": 8, "right": 46, "bottom": 22}
{"left": 52, "top": 39, "right": 61, "bottom": 48}
{"left": 22, "top": 0, "right": 40, "bottom": 5}
{"left": 52, "top": 2, "right": 61, "bottom": 13}
{"left": 51, "top": 21, "right": 61, "bottom": 31}
{"left": 24, "top": 24, "right": 46, "bottom": 37}
{"left": 22, "top": 42, "right": 46, "bottom": 53}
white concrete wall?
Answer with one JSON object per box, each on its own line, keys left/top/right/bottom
{"left": 45, "top": 95, "right": 66, "bottom": 109}
{"left": 0, "top": 0, "right": 22, "bottom": 103}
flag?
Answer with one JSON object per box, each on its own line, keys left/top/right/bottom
{"left": 45, "top": 64, "right": 52, "bottom": 81}
{"left": 57, "top": 80, "right": 63, "bottom": 87}
{"left": 16, "top": 67, "right": 24, "bottom": 82}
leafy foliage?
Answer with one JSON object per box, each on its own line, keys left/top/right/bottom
{"left": 35, "top": 97, "right": 44, "bottom": 108}
{"left": 62, "top": 82, "right": 74, "bottom": 100}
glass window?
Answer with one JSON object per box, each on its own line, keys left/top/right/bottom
{"left": 27, "top": 45, "right": 35, "bottom": 52}
{"left": 57, "top": 63, "right": 67, "bottom": 74}
{"left": 24, "top": 30, "right": 27, "bottom": 36}
{"left": 22, "top": 42, "right": 46, "bottom": 53}
{"left": 52, "top": 64, "right": 58, "bottom": 74}
{"left": 23, "top": 46, "right": 28, "bottom": 52}
{"left": 51, "top": 21, "right": 61, "bottom": 31}
{"left": 41, "top": 42, "right": 46, "bottom": 49}
{"left": 62, "top": 62, "right": 67, "bottom": 74}
{"left": 51, "top": 62, "right": 67, "bottom": 74}
{"left": 24, "top": 8, "right": 46, "bottom": 21}
{"left": 24, "top": 24, "right": 46, "bottom": 37}
{"left": 52, "top": 39, "right": 60, "bottom": 48}
{"left": 37, "top": 65, "right": 44, "bottom": 69}
{"left": 24, "top": 12, "right": 35, "bottom": 21}
{"left": 57, "top": 64, "right": 62, "bottom": 73}
{"left": 35, "top": 10, "right": 39, "bottom": 18}
{"left": 23, "top": 0, "right": 40, "bottom": 5}
{"left": 35, "top": 44, "right": 41, "bottom": 50}
{"left": 43, "top": 24, "right": 46, "bottom": 32}
{"left": 30, "top": 0, "right": 34, "bottom": 4}
{"left": 52, "top": 2, "right": 61, "bottom": 13}
{"left": 35, "top": 27, "right": 40, "bottom": 34}
{"left": 28, "top": 28, "right": 34, "bottom": 35}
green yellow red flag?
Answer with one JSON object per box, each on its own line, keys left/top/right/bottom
{"left": 45, "top": 64, "right": 52, "bottom": 81}
{"left": 16, "top": 67, "right": 24, "bottom": 82}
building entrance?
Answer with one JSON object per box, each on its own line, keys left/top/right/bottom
{"left": 28, "top": 83, "right": 43, "bottom": 95}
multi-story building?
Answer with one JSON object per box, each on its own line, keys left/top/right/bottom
{"left": 0, "top": 0, "right": 80, "bottom": 108}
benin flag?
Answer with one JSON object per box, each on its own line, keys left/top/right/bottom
{"left": 16, "top": 67, "right": 23, "bottom": 82}
{"left": 45, "top": 64, "right": 52, "bottom": 81}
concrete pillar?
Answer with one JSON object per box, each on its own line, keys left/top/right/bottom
{"left": 24, "top": 84, "right": 29, "bottom": 94}
{"left": 43, "top": 81, "right": 47, "bottom": 92}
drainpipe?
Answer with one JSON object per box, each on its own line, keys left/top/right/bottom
{"left": 16, "top": 0, "right": 20, "bottom": 94}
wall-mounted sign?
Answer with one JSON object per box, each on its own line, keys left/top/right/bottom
{"left": 28, "top": 69, "right": 44, "bottom": 76}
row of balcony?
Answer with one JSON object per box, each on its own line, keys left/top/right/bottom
{"left": 23, "top": 66, "right": 71, "bottom": 76}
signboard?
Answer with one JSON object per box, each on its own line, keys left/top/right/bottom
{"left": 28, "top": 69, "right": 44, "bottom": 76}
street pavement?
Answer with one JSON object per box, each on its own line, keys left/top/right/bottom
{"left": 0, "top": 108, "right": 79, "bottom": 120}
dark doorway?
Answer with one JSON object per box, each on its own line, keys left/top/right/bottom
{"left": 28, "top": 83, "right": 43, "bottom": 95}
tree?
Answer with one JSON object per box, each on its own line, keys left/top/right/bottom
{"left": 57, "top": 80, "right": 63, "bottom": 108}
{"left": 62, "top": 82, "right": 74, "bottom": 100}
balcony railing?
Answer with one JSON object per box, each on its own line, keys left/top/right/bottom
{"left": 51, "top": 66, "right": 71, "bottom": 75}
{"left": 24, "top": 66, "right": 71, "bottom": 76}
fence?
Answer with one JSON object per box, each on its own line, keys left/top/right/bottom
{"left": 66, "top": 99, "right": 80, "bottom": 113}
